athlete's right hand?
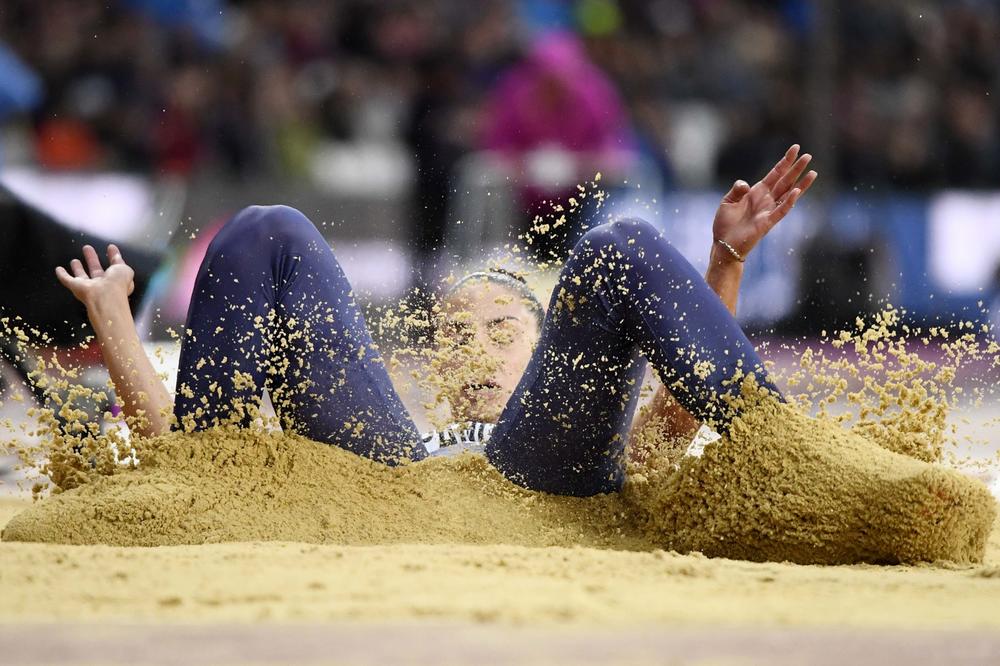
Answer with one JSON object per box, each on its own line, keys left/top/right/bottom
{"left": 55, "top": 244, "right": 135, "bottom": 309}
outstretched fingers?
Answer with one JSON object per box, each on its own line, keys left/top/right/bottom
{"left": 70, "top": 258, "right": 87, "bottom": 279}
{"left": 768, "top": 187, "right": 802, "bottom": 226}
{"left": 772, "top": 153, "right": 812, "bottom": 200}
{"left": 107, "top": 243, "right": 125, "bottom": 265}
{"left": 82, "top": 244, "right": 105, "bottom": 277}
{"left": 54, "top": 265, "right": 75, "bottom": 288}
{"left": 760, "top": 144, "right": 800, "bottom": 189}
{"left": 796, "top": 169, "right": 818, "bottom": 198}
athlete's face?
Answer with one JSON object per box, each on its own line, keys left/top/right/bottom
{"left": 437, "top": 281, "right": 541, "bottom": 423}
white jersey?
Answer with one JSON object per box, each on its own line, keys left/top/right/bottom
{"left": 421, "top": 422, "right": 721, "bottom": 460}
{"left": 422, "top": 422, "right": 494, "bottom": 456}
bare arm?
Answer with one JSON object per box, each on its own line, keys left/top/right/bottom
{"left": 631, "top": 145, "right": 818, "bottom": 447}
{"left": 704, "top": 244, "right": 744, "bottom": 316}
{"left": 55, "top": 244, "right": 173, "bottom": 437}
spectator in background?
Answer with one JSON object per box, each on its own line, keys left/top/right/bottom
{"left": 940, "top": 82, "right": 999, "bottom": 189}
{"left": 482, "top": 32, "right": 635, "bottom": 260}
{"left": 406, "top": 1, "right": 519, "bottom": 295}
{"left": 0, "top": 38, "right": 42, "bottom": 163}
{"left": 0, "top": 0, "right": 997, "bottom": 191}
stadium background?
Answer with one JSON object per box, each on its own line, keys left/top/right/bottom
{"left": 1, "top": 4, "right": 1000, "bottom": 659}
{"left": 0, "top": 0, "right": 998, "bottom": 336}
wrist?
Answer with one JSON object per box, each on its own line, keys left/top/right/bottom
{"left": 86, "top": 291, "right": 132, "bottom": 324}
{"left": 709, "top": 243, "right": 746, "bottom": 271}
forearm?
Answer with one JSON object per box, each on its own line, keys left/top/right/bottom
{"left": 87, "top": 295, "right": 173, "bottom": 437}
{"left": 704, "top": 244, "right": 744, "bottom": 317}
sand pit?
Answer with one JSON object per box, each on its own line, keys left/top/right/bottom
{"left": 1, "top": 429, "right": 646, "bottom": 550}
{"left": 1, "top": 350, "right": 999, "bottom": 665}
{"left": 2, "top": 293, "right": 999, "bottom": 641}
{"left": 3, "top": 393, "right": 996, "bottom": 566}
{"left": 1, "top": 493, "right": 999, "bottom": 629}
{"left": 627, "top": 395, "right": 997, "bottom": 564}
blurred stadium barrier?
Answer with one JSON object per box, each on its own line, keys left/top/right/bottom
{"left": 0, "top": 167, "right": 184, "bottom": 250}
{"left": 2, "top": 164, "right": 997, "bottom": 332}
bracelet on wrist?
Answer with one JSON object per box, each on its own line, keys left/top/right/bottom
{"left": 715, "top": 239, "right": 745, "bottom": 263}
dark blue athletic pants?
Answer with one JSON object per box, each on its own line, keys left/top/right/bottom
{"left": 174, "top": 206, "right": 780, "bottom": 495}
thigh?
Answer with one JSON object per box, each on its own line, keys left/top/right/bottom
{"left": 174, "top": 205, "right": 425, "bottom": 464}
{"left": 486, "top": 217, "right": 780, "bottom": 496}
{"left": 268, "top": 244, "right": 427, "bottom": 464}
{"left": 486, "top": 247, "right": 646, "bottom": 496}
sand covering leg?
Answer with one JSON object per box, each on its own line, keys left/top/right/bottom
{"left": 625, "top": 394, "right": 996, "bottom": 565}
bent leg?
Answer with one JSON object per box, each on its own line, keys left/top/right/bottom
{"left": 487, "top": 218, "right": 780, "bottom": 495}
{"left": 174, "top": 205, "right": 425, "bottom": 464}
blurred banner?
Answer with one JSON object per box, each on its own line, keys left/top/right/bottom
{"left": 643, "top": 191, "right": 998, "bottom": 327}
{"left": 0, "top": 167, "right": 159, "bottom": 242}
{"left": 2, "top": 163, "right": 997, "bottom": 329}
{"left": 928, "top": 194, "right": 1000, "bottom": 297}
{"left": 826, "top": 193, "right": 998, "bottom": 323}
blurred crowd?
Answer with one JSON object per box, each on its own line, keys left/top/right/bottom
{"left": 0, "top": 0, "right": 998, "bottom": 190}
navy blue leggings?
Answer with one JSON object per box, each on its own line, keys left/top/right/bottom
{"left": 174, "top": 205, "right": 427, "bottom": 464}
{"left": 487, "top": 218, "right": 781, "bottom": 495}
{"left": 174, "top": 206, "right": 780, "bottom": 494}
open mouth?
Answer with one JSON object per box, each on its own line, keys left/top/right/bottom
{"left": 463, "top": 380, "right": 500, "bottom": 393}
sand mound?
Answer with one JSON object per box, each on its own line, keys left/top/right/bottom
{"left": 625, "top": 394, "right": 997, "bottom": 565}
{"left": 1, "top": 428, "right": 647, "bottom": 550}
{"left": 5, "top": 401, "right": 996, "bottom": 565}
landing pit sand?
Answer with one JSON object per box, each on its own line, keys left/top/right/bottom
{"left": 1, "top": 424, "right": 998, "bottom": 630}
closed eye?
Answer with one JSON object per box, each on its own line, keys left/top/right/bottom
{"left": 441, "top": 320, "right": 474, "bottom": 347}
{"left": 486, "top": 316, "right": 519, "bottom": 346}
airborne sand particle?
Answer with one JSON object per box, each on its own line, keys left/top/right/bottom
{"left": 1, "top": 179, "right": 998, "bottom": 565}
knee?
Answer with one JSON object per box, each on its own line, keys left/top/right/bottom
{"left": 230, "top": 205, "right": 316, "bottom": 245}
{"left": 212, "top": 205, "right": 318, "bottom": 254}
{"left": 578, "top": 217, "right": 660, "bottom": 253}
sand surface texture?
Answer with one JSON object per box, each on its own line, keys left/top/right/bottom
{"left": 4, "top": 387, "right": 996, "bottom": 564}
{"left": 1, "top": 494, "right": 999, "bottom": 628}
{"left": 2, "top": 402, "right": 1000, "bottom": 630}
{"left": 2, "top": 277, "right": 999, "bottom": 646}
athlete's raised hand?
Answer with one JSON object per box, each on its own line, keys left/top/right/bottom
{"left": 55, "top": 243, "right": 172, "bottom": 437}
{"left": 55, "top": 244, "right": 135, "bottom": 309}
{"left": 712, "top": 144, "right": 817, "bottom": 262}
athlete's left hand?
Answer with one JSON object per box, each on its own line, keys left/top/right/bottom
{"left": 712, "top": 144, "right": 817, "bottom": 261}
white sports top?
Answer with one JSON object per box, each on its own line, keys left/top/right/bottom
{"left": 421, "top": 422, "right": 494, "bottom": 454}
{"left": 421, "top": 422, "right": 721, "bottom": 459}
